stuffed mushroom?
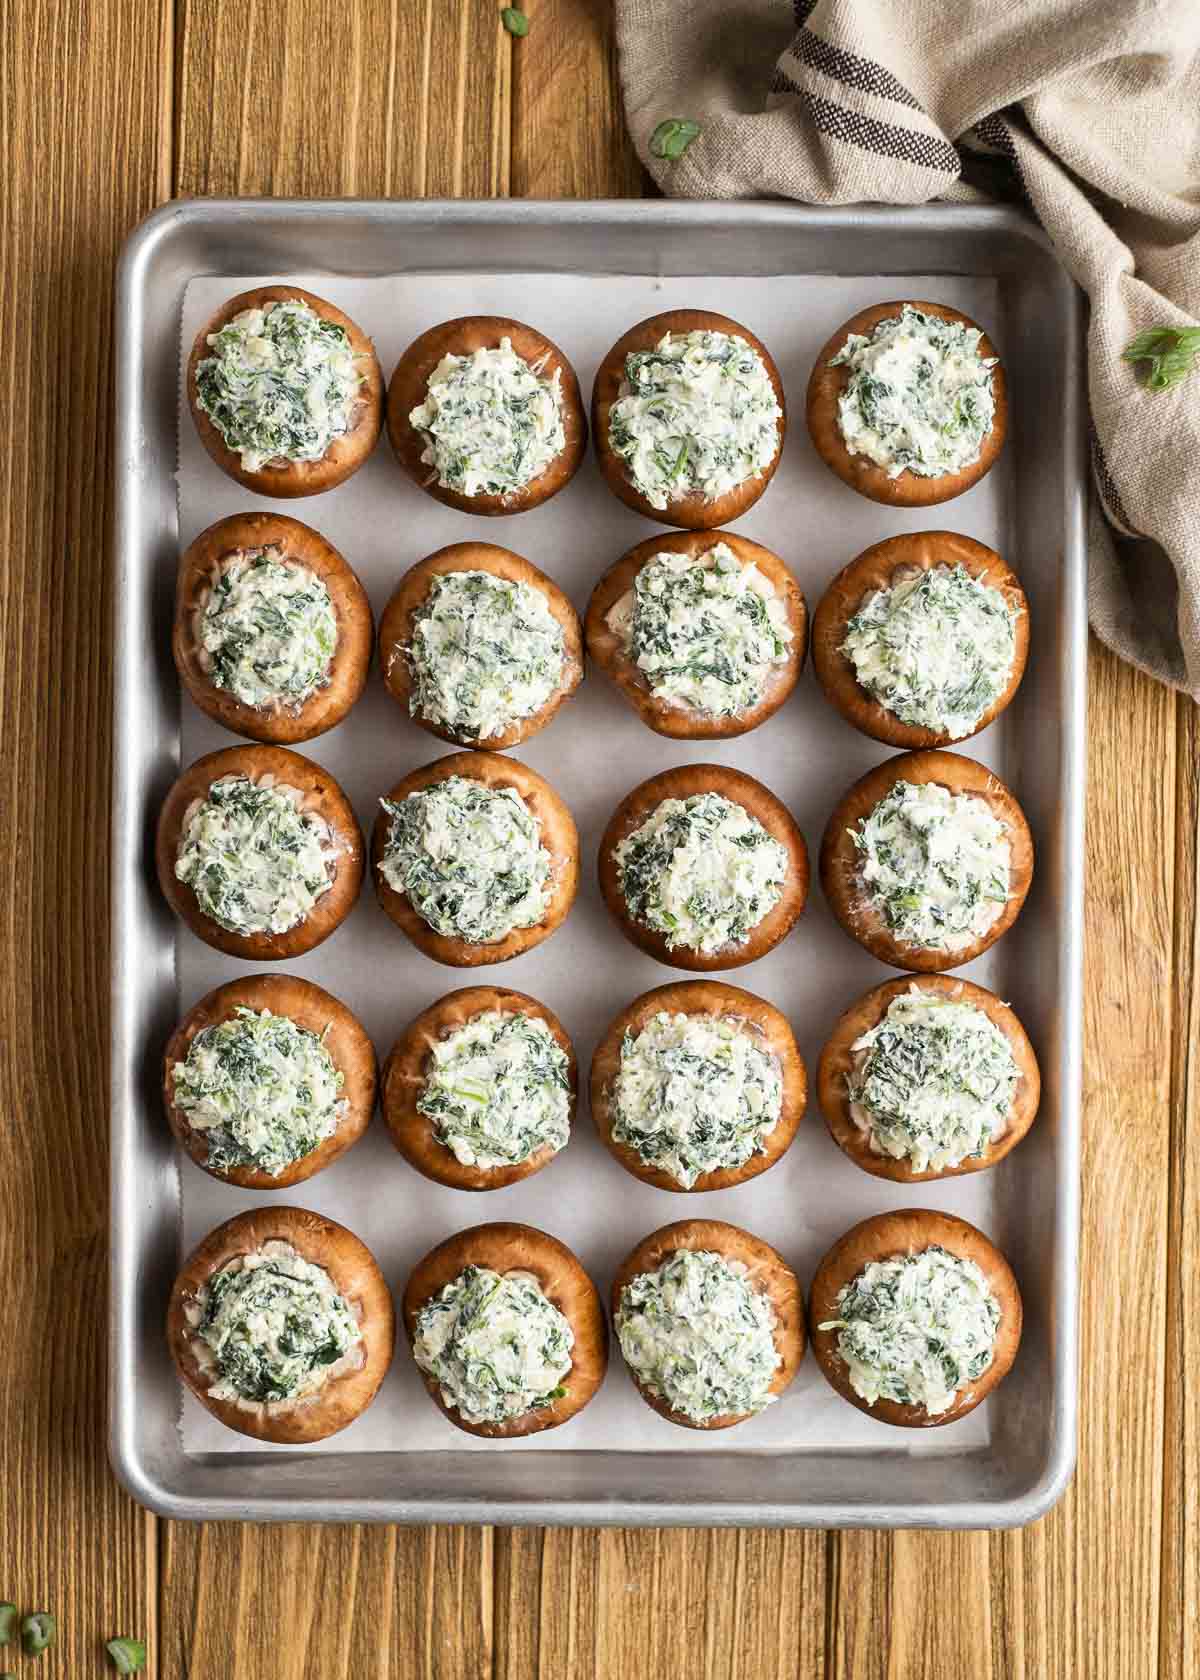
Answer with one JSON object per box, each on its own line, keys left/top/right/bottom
{"left": 173, "top": 511, "right": 373, "bottom": 744}
{"left": 168, "top": 1206, "right": 394, "bottom": 1443}
{"left": 156, "top": 744, "right": 364, "bottom": 960}
{"left": 805, "top": 300, "right": 1007, "bottom": 508}
{"left": 586, "top": 529, "right": 806, "bottom": 739}
{"left": 592, "top": 309, "right": 786, "bottom": 528}
{"left": 187, "top": 285, "right": 382, "bottom": 497}
{"left": 403, "top": 1222, "right": 607, "bottom": 1437}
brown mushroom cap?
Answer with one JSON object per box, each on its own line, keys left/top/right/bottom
{"left": 386, "top": 316, "right": 587, "bottom": 514}
{"left": 377, "top": 542, "right": 583, "bottom": 749}
{"left": 589, "top": 980, "right": 806, "bottom": 1191}
{"left": 585, "top": 528, "right": 807, "bottom": 740}
{"left": 371, "top": 750, "right": 579, "bottom": 967}
{"left": 155, "top": 744, "right": 364, "bottom": 960}
{"left": 173, "top": 511, "right": 374, "bottom": 744}
{"left": 598, "top": 763, "right": 808, "bottom": 972}
{"left": 402, "top": 1222, "right": 608, "bottom": 1438}
{"left": 811, "top": 531, "right": 1029, "bottom": 748}
{"left": 186, "top": 285, "right": 383, "bottom": 497}
{"left": 382, "top": 985, "right": 576, "bottom": 1190}
{"left": 610, "top": 1218, "right": 805, "bottom": 1430}
{"left": 819, "top": 749, "right": 1033, "bottom": 972}
{"left": 808, "top": 1208, "right": 1022, "bottom": 1428}
{"left": 591, "top": 309, "right": 786, "bottom": 529}
{"left": 163, "top": 973, "right": 377, "bottom": 1190}
{"left": 167, "top": 1205, "right": 395, "bottom": 1444}
{"left": 805, "top": 300, "right": 1007, "bottom": 508}
{"left": 817, "top": 972, "right": 1040, "bottom": 1183}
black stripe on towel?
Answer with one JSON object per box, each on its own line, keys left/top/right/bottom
{"left": 788, "top": 28, "right": 923, "bottom": 111}
{"left": 1090, "top": 426, "right": 1139, "bottom": 538}
{"left": 771, "top": 71, "right": 961, "bottom": 175}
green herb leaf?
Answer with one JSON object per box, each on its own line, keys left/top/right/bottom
{"left": 1122, "top": 325, "right": 1200, "bottom": 392}
{"left": 107, "top": 1637, "right": 148, "bottom": 1674}
{"left": 21, "top": 1613, "right": 57, "bottom": 1656}
{"left": 649, "top": 118, "right": 702, "bottom": 161}
{"left": 0, "top": 1604, "right": 14, "bottom": 1647}
{"left": 500, "top": 7, "right": 529, "bottom": 35}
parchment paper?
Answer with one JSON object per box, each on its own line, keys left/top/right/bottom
{"left": 176, "top": 271, "right": 1012, "bottom": 1456}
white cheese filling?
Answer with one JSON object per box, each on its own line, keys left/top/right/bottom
{"left": 196, "top": 300, "right": 362, "bottom": 472}
{"left": 841, "top": 564, "right": 1017, "bottom": 738}
{"left": 819, "top": 1246, "right": 1000, "bottom": 1415}
{"left": 614, "top": 791, "right": 789, "bottom": 954}
{"left": 172, "top": 1006, "right": 347, "bottom": 1177}
{"left": 847, "top": 988, "right": 1019, "bottom": 1172}
{"left": 409, "top": 338, "right": 566, "bottom": 498}
{"left": 606, "top": 542, "right": 793, "bottom": 717}
{"left": 851, "top": 779, "right": 1011, "bottom": 953}
{"left": 417, "top": 1010, "right": 571, "bottom": 1168}
{"left": 828, "top": 304, "right": 997, "bottom": 479}
{"left": 174, "top": 774, "right": 337, "bottom": 936}
{"left": 608, "top": 330, "right": 781, "bottom": 511}
{"left": 189, "top": 1241, "right": 362, "bottom": 1405}
{"left": 615, "top": 1249, "right": 780, "bottom": 1422}
{"left": 378, "top": 775, "right": 551, "bottom": 945}
{"left": 412, "top": 1265, "right": 573, "bottom": 1425}
{"left": 199, "top": 547, "right": 338, "bottom": 711}
{"left": 404, "top": 570, "right": 566, "bottom": 742}
{"left": 610, "top": 1010, "right": 783, "bottom": 1187}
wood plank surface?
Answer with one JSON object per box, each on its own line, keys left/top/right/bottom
{"left": 5, "top": 0, "right": 1196, "bottom": 1675}
{"left": 0, "top": 0, "right": 173, "bottom": 1673}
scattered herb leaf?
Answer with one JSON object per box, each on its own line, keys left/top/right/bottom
{"left": 0, "top": 1604, "right": 14, "bottom": 1646}
{"left": 649, "top": 118, "right": 701, "bottom": 161}
{"left": 501, "top": 7, "right": 529, "bottom": 35}
{"left": 21, "top": 1612, "right": 57, "bottom": 1656}
{"left": 1121, "top": 325, "right": 1200, "bottom": 391}
{"left": 107, "top": 1637, "right": 148, "bottom": 1674}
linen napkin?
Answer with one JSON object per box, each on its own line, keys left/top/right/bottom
{"left": 615, "top": 0, "right": 1200, "bottom": 696}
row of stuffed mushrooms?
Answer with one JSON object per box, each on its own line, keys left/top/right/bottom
{"left": 173, "top": 516, "right": 1029, "bottom": 754}
{"left": 169, "top": 1204, "right": 1021, "bottom": 1445}
{"left": 155, "top": 743, "right": 1032, "bottom": 974}
{"left": 163, "top": 971, "right": 1039, "bottom": 1195}
{"left": 187, "top": 289, "right": 1006, "bottom": 520}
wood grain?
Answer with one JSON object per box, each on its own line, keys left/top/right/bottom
{"left": 1161, "top": 689, "right": 1199, "bottom": 1680}
{"left": 7, "top": 0, "right": 1195, "bottom": 1675}
{"left": 0, "top": 0, "right": 172, "bottom": 1672}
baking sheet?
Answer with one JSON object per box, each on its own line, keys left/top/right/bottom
{"left": 175, "top": 270, "right": 1014, "bottom": 1458}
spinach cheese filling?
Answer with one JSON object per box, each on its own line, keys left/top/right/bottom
{"left": 378, "top": 776, "right": 551, "bottom": 944}
{"left": 200, "top": 547, "right": 338, "bottom": 711}
{"left": 175, "top": 774, "right": 336, "bottom": 936}
{"left": 829, "top": 305, "right": 997, "bottom": 479}
{"left": 851, "top": 780, "right": 1011, "bottom": 953}
{"left": 418, "top": 1010, "right": 571, "bottom": 1168}
{"left": 847, "top": 988, "right": 1019, "bottom": 1173}
{"left": 842, "top": 564, "right": 1017, "bottom": 738}
{"left": 615, "top": 1249, "right": 780, "bottom": 1422}
{"left": 819, "top": 1246, "right": 1000, "bottom": 1415}
{"left": 405, "top": 570, "right": 566, "bottom": 742}
{"left": 608, "top": 330, "right": 781, "bottom": 511}
{"left": 614, "top": 792, "right": 788, "bottom": 954}
{"left": 172, "top": 1006, "right": 347, "bottom": 1177}
{"left": 196, "top": 300, "right": 363, "bottom": 472}
{"left": 610, "top": 1011, "right": 783, "bottom": 1187}
{"left": 607, "top": 542, "right": 793, "bottom": 717}
{"left": 412, "top": 1265, "right": 573, "bottom": 1424}
{"left": 191, "top": 1243, "right": 362, "bottom": 1404}
{"left": 408, "top": 338, "right": 566, "bottom": 498}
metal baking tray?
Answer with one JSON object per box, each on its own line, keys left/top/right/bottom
{"left": 112, "top": 198, "right": 1085, "bottom": 1527}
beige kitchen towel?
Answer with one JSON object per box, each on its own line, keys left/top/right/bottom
{"left": 615, "top": 0, "right": 1200, "bottom": 696}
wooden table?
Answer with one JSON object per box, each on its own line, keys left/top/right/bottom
{"left": 4, "top": 2, "right": 1195, "bottom": 1674}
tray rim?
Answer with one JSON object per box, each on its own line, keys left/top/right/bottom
{"left": 111, "top": 194, "right": 1085, "bottom": 1528}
